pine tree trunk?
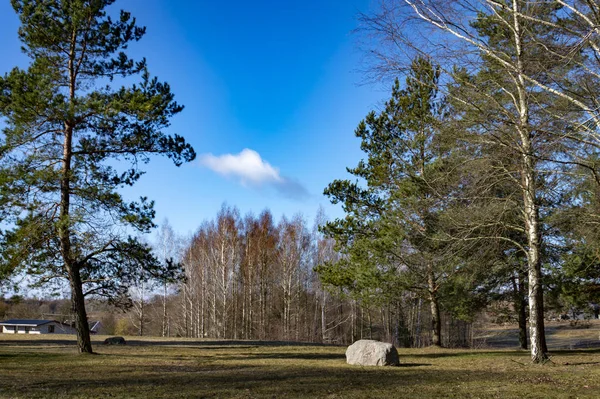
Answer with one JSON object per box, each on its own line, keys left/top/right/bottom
{"left": 59, "top": 26, "right": 94, "bottom": 354}
{"left": 518, "top": 299, "right": 528, "bottom": 350}
{"left": 512, "top": 274, "right": 528, "bottom": 350}
{"left": 61, "top": 118, "right": 92, "bottom": 353}
{"left": 68, "top": 266, "right": 93, "bottom": 353}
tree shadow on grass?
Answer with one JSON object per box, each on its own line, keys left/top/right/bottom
{"left": 407, "top": 350, "right": 528, "bottom": 359}
{"left": 399, "top": 362, "right": 432, "bottom": 367}
{"left": 216, "top": 352, "right": 346, "bottom": 361}
{"left": 139, "top": 345, "right": 263, "bottom": 350}
{"left": 0, "top": 338, "right": 342, "bottom": 348}
{"left": 95, "top": 351, "right": 432, "bottom": 367}
{"left": 0, "top": 364, "right": 513, "bottom": 399}
{"left": 0, "top": 352, "right": 70, "bottom": 360}
{"left": 553, "top": 348, "right": 600, "bottom": 355}
{"left": 561, "top": 361, "right": 600, "bottom": 366}
{"left": 0, "top": 339, "right": 76, "bottom": 347}
{"left": 124, "top": 339, "right": 341, "bottom": 348}
{"left": 216, "top": 352, "right": 432, "bottom": 365}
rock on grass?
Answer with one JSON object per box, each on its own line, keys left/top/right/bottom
{"left": 346, "top": 339, "right": 399, "bottom": 366}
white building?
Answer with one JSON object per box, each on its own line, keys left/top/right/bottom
{"left": 0, "top": 319, "right": 77, "bottom": 334}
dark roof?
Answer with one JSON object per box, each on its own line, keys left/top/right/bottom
{"left": 0, "top": 319, "right": 56, "bottom": 326}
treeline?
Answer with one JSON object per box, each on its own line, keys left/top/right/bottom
{"left": 0, "top": 206, "right": 480, "bottom": 347}
{"left": 168, "top": 206, "right": 472, "bottom": 345}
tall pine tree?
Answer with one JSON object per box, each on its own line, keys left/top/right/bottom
{"left": 0, "top": 0, "right": 195, "bottom": 353}
{"left": 320, "top": 58, "right": 460, "bottom": 347}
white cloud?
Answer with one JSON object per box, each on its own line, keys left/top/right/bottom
{"left": 200, "top": 148, "right": 282, "bottom": 185}
{"left": 199, "top": 149, "right": 309, "bottom": 200}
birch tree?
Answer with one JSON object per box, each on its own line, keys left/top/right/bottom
{"left": 277, "top": 215, "right": 310, "bottom": 340}
{"left": 155, "top": 219, "right": 182, "bottom": 337}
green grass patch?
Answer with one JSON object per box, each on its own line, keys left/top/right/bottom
{"left": 1, "top": 335, "right": 599, "bottom": 398}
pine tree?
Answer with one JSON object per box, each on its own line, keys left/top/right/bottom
{"left": 0, "top": 0, "right": 195, "bottom": 353}
{"left": 320, "top": 57, "right": 460, "bottom": 347}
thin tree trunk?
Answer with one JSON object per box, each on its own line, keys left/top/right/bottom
{"left": 201, "top": 262, "right": 206, "bottom": 338}
{"left": 196, "top": 295, "right": 201, "bottom": 338}
{"left": 242, "top": 276, "right": 247, "bottom": 339}
{"left": 360, "top": 305, "right": 364, "bottom": 340}
{"left": 295, "top": 277, "right": 301, "bottom": 342}
{"left": 416, "top": 298, "right": 423, "bottom": 347}
{"left": 221, "top": 243, "right": 227, "bottom": 339}
{"left": 139, "top": 281, "right": 145, "bottom": 336}
{"left": 233, "top": 275, "right": 238, "bottom": 340}
{"left": 212, "top": 266, "right": 217, "bottom": 338}
{"left": 321, "top": 291, "right": 327, "bottom": 343}
{"left": 428, "top": 268, "right": 442, "bottom": 347}
{"left": 351, "top": 300, "right": 356, "bottom": 343}
{"left": 183, "top": 286, "right": 188, "bottom": 337}
{"left": 162, "top": 282, "right": 168, "bottom": 337}
{"left": 368, "top": 308, "right": 373, "bottom": 339}
{"left": 511, "top": 274, "right": 528, "bottom": 350}
{"left": 249, "top": 265, "right": 254, "bottom": 339}
{"left": 518, "top": 299, "right": 528, "bottom": 350}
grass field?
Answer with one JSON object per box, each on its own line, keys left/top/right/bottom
{"left": 476, "top": 320, "right": 600, "bottom": 350}
{"left": 1, "top": 334, "right": 600, "bottom": 398}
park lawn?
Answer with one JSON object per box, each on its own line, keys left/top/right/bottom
{"left": 0, "top": 335, "right": 599, "bottom": 398}
{"left": 476, "top": 320, "right": 600, "bottom": 349}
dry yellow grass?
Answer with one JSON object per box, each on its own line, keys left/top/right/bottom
{"left": 1, "top": 334, "right": 599, "bottom": 398}
{"left": 476, "top": 320, "right": 600, "bottom": 349}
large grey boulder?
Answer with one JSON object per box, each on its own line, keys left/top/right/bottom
{"left": 346, "top": 339, "right": 399, "bottom": 366}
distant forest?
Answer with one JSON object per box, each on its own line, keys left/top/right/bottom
{"left": 1, "top": 203, "right": 593, "bottom": 350}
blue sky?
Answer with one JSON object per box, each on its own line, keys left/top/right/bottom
{"left": 0, "top": 0, "right": 388, "bottom": 237}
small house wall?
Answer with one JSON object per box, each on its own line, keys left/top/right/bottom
{"left": 3, "top": 325, "right": 42, "bottom": 334}
{"left": 1, "top": 321, "right": 77, "bottom": 334}
{"left": 2, "top": 326, "right": 16, "bottom": 334}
